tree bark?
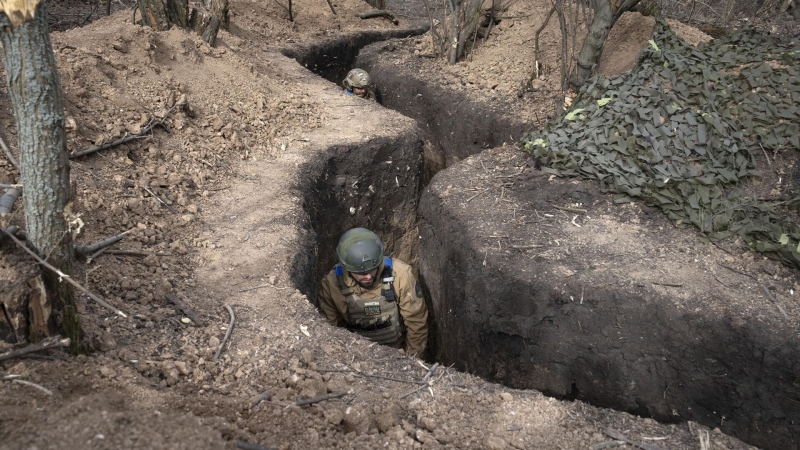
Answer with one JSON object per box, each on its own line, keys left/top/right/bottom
{"left": 165, "top": 0, "right": 189, "bottom": 28}
{"left": 0, "top": 2, "right": 80, "bottom": 351}
{"left": 138, "top": 0, "right": 171, "bottom": 30}
{"left": 570, "top": 0, "right": 640, "bottom": 90}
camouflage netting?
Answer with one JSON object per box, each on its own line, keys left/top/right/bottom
{"left": 523, "top": 20, "right": 800, "bottom": 267}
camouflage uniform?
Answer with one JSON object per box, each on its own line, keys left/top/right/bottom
{"left": 318, "top": 257, "right": 428, "bottom": 357}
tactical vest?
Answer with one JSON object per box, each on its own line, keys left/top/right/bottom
{"left": 335, "top": 257, "right": 403, "bottom": 344}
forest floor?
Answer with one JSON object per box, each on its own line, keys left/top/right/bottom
{"left": 0, "top": 0, "right": 788, "bottom": 448}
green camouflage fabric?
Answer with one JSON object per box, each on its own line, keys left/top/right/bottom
{"left": 522, "top": 20, "right": 800, "bottom": 267}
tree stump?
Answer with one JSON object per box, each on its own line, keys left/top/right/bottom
{"left": 0, "top": 274, "right": 50, "bottom": 344}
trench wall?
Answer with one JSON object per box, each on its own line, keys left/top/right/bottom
{"left": 292, "top": 127, "right": 424, "bottom": 305}
{"left": 418, "top": 151, "right": 800, "bottom": 450}
{"left": 356, "top": 40, "right": 530, "bottom": 176}
{"left": 280, "top": 26, "right": 428, "bottom": 87}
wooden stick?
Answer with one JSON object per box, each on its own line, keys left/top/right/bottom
{"left": 70, "top": 105, "right": 179, "bottom": 159}
{"left": 166, "top": 293, "right": 204, "bottom": 326}
{"left": 295, "top": 390, "right": 349, "bottom": 406}
{"left": 0, "top": 134, "right": 19, "bottom": 171}
{"left": 142, "top": 186, "right": 178, "bottom": 214}
{"left": 248, "top": 389, "right": 273, "bottom": 406}
{"left": 399, "top": 383, "right": 428, "bottom": 399}
{"left": 357, "top": 10, "right": 398, "bottom": 24}
{"left": 324, "top": 0, "right": 336, "bottom": 15}
{"left": 75, "top": 229, "right": 132, "bottom": 255}
{"left": 0, "top": 336, "right": 70, "bottom": 362}
{"left": 12, "top": 379, "right": 53, "bottom": 395}
{"left": 0, "top": 183, "right": 22, "bottom": 189}
{"left": 214, "top": 304, "right": 235, "bottom": 360}
{"left": 0, "top": 188, "right": 21, "bottom": 216}
{"left": 0, "top": 227, "right": 128, "bottom": 318}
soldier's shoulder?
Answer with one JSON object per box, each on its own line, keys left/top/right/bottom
{"left": 321, "top": 266, "right": 340, "bottom": 283}
{"left": 389, "top": 259, "right": 415, "bottom": 278}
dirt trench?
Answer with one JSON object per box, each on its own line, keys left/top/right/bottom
{"left": 287, "top": 31, "right": 799, "bottom": 450}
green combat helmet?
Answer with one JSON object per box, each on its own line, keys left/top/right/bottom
{"left": 336, "top": 228, "right": 384, "bottom": 273}
{"left": 342, "top": 68, "right": 372, "bottom": 91}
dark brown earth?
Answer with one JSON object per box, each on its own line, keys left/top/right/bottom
{"left": 0, "top": 0, "right": 791, "bottom": 449}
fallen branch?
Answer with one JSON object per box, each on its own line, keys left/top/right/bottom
{"left": 70, "top": 105, "right": 179, "bottom": 159}
{"left": 295, "top": 390, "right": 350, "bottom": 406}
{"left": 357, "top": 10, "right": 398, "bottom": 24}
{"left": 166, "top": 293, "right": 204, "bottom": 326}
{"left": 214, "top": 304, "right": 235, "bottom": 360}
{"left": 75, "top": 229, "right": 132, "bottom": 256}
{"left": 11, "top": 379, "right": 53, "bottom": 396}
{"left": 0, "top": 134, "right": 19, "bottom": 171}
{"left": 0, "top": 227, "right": 128, "bottom": 318}
{"left": 0, "top": 336, "right": 70, "bottom": 363}
{"left": 248, "top": 389, "right": 273, "bottom": 406}
{"left": 0, "top": 188, "right": 21, "bottom": 216}
{"left": 602, "top": 429, "right": 665, "bottom": 450}
{"left": 142, "top": 186, "right": 178, "bottom": 214}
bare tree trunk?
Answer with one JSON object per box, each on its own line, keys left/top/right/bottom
{"left": 139, "top": 0, "right": 171, "bottom": 30}
{"left": 0, "top": 2, "right": 80, "bottom": 351}
{"left": 571, "top": 0, "right": 612, "bottom": 88}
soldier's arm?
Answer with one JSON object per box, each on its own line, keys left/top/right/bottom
{"left": 396, "top": 267, "right": 429, "bottom": 357}
{"left": 318, "top": 276, "right": 344, "bottom": 327}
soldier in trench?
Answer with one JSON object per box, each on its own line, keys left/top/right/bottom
{"left": 318, "top": 228, "right": 428, "bottom": 357}
{"left": 342, "top": 68, "right": 382, "bottom": 104}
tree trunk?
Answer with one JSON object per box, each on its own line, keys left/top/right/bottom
{"left": 139, "top": 0, "right": 171, "bottom": 30}
{"left": 0, "top": 2, "right": 80, "bottom": 351}
{"left": 165, "top": 0, "right": 189, "bottom": 28}
{"left": 571, "top": 0, "right": 612, "bottom": 89}
{"left": 203, "top": 0, "right": 229, "bottom": 30}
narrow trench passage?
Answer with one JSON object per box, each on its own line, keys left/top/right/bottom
{"left": 282, "top": 31, "right": 800, "bottom": 450}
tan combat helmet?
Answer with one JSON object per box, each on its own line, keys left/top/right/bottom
{"left": 342, "top": 68, "right": 372, "bottom": 91}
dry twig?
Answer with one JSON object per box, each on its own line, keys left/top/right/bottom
{"left": 142, "top": 186, "right": 178, "bottom": 214}
{"left": 0, "top": 134, "right": 19, "bottom": 171}
{"left": 214, "top": 304, "right": 236, "bottom": 360}
{"left": 0, "top": 336, "right": 70, "bottom": 363}
{"left": 0, "top": 227, "right": 128, "bottom": 318}
{"left": 295, "top": 390, "right": 350, "bottom": 406}
{"left": 11, "top": 379, "right": 53, "bottom": 395}
{"left": 70, "top": 105, "right": 179, "bottom": 159}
